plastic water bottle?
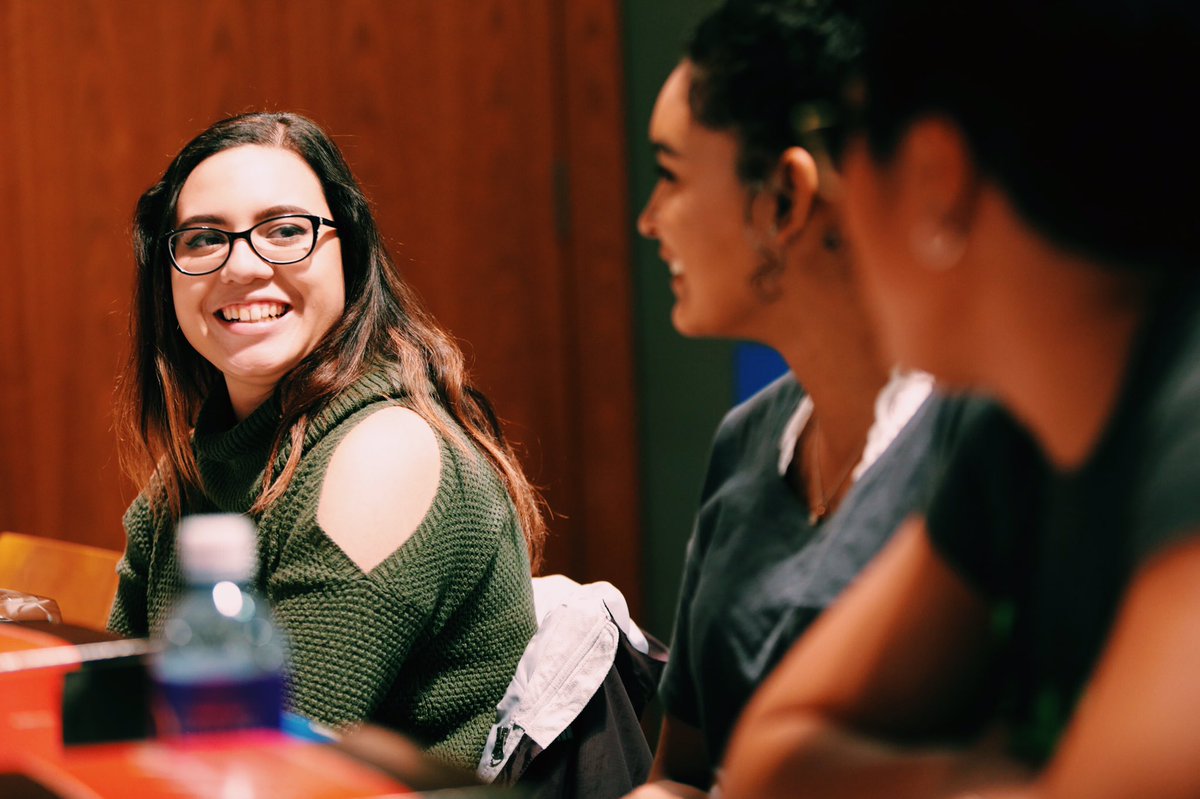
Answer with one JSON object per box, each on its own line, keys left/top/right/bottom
{"left": 151, "top": 513, "right": 288, "bottom": 736}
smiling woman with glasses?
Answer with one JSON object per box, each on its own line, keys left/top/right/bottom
{"left": 110, "top": 112, "right": 545, "bottom": 771}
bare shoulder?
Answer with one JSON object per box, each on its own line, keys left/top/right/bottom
{"left": 317, "top": 405, "right": 442, "bottom": 573}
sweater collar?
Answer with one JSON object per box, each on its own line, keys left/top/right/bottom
{"left": 192, "top": 371, "right": 406, "bottom": 513}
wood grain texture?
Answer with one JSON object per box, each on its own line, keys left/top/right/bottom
{"left": 0, "top": 0, "right": 641, "bottom": 612}
{"left": 556, "top": 0, "right": 642, "bottom": 609}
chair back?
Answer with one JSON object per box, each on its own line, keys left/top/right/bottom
{"left": 0, "top": 532, "right": 121, "bottom": 630}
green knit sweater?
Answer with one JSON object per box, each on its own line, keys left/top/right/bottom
{"left": 109, "top": 373, "right": 537, "bottom": 770}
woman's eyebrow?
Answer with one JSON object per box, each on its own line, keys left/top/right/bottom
{"left": 256, "top": 204, "right": 312, "bottom": 220}
{"left": 175, "top": 205, "right": 314, "bottom": 229}
{"left": 652, "top": 140, "right": 683, "bottom": 158}
{"left": 175, "top": 213, "right": 227, "bottom": 228}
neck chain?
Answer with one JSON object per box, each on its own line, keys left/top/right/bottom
{"left": 807, "top": 420, "right": 859, "bottom": 526}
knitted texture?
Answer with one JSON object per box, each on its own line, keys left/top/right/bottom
{"left": 109, "top": 372, "right": 537, "bottom": 770}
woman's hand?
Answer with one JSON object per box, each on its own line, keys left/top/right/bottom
{"left": 941, "top": 727, "right": 1035, "bottom": 798}
{"left": 624, "top": 780, "right": 710, "bottom": 799}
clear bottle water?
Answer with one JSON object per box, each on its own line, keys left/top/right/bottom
{"left": 151, "top": 513, "right": 289, "bottom": 736}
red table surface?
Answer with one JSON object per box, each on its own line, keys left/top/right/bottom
{"left": 4, "top": 732, "right": 412, "bottom": 799}
{"left": 1, "top": 623, "right": 411, "bottom": 798}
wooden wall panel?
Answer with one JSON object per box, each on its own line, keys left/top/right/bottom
{"left": 0, "top": 0, "right": 641, "bottom": 610}
{"left": 556, "top": 0, "right": 642, "bottom": 607}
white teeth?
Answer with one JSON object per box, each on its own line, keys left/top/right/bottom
{"left": 668, "top": 261, "right": 684, "bottom": 277}
{"left": 221, "top": 302, "right": 285, "bottom": 323}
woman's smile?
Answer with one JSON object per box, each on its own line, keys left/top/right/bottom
{"left": 216, "top": 301, "right": 291, "bottom": 324}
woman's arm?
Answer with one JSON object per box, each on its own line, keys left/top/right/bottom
{"left": 316, "top": 406, "right": 441, "bottom": 573}
{"left": 108, "top": 497, "right": 156, "bottom": 636}
{"left": 624, "top": 714, "right": 713, "bottom": 798}
{"left": 724, "top": 522, "right": 1200, "bottom": 799}
{"left": 720, "top": 517, "right": 1017, "bottom": 798}
{"left": 649, "top": 714, "right": 712, "bottom": 785}
{"left": 268, "top": 406, "right": 447, "bottom": 725}
{"left": 939, "top": 536, "right": 1200, "bottom": 799}
{"left": 1019, "top": 536, "right": 1200, "bottom": 799}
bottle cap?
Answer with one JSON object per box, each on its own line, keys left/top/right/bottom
{"left": 177, "top": 513, "right": 258, "bottom": 583}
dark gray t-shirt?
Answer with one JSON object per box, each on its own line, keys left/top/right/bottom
{"left": 927, "top": 277, "right": 1200, "bottom": 765}
{"left": 660, "top": 374, "right": 947, "bottom": 770}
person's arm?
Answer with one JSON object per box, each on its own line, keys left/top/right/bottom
{"left": 624, "top": 714, "right": 713, "bottom": 798}
{"left": 937, "top": 536, "right": 1200, "bottom": 799}
{"left": 627, "top": 464, "right": 721, "bottom": 798}
{"left": 724, "top": 521, "right": 1200, "bottom": 799}
{"left": 314, "top": 406, "right": 441, "bottom": 574}
{"left": 720, "top": 517, "right": 1023, "bottom": 798}
{"left": 108, "top": 496, "right": 156, "bottom": 636}
{"left": 1008, "top": 536, "right": 1200, "bottom": 798}
{"left": 268, "top": 406, "right": 446, "bottom": 725}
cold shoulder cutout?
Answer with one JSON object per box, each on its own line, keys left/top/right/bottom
{"left": 318, "top": 405, "right": 441, "bottom": 573}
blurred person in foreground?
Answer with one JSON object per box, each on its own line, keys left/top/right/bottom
{"left": 110, "top": 112, "right": 542, "bottom": 770}
{"left": 722, "top": 1, "right": 1200, "bottom": 796}
{"left": 627, "top": 1, "right": 949, "bottom": 795}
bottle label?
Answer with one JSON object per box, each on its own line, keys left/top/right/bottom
{"left": 154, "top": 673, "right": 285, "bottom": 737}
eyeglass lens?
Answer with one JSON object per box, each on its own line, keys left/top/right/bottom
{"left": 170, "top": 216, "right": 317, "bottom": 274}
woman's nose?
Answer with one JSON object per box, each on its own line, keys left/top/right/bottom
{"left": 220, "top": 238, "right": 274, "bottom": 283}
{"left": 637, "top": 190, "right": 660, "bottom": 239}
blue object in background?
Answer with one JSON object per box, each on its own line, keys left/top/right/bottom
{"left": 282, "top": 711, "right": 339, "bottom": 742}
{"left": 734, "top": 343, "right": 789, "bottom": 403}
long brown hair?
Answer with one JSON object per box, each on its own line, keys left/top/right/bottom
{"left": 116, "top": 112, "right": 546, "bottom": 568}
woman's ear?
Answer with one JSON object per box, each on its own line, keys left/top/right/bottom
{"left": 772, "top": 146, "right": 820, "bottom": 245}
{"left": 897, "top": 118, "right": 977, "bottom": 270}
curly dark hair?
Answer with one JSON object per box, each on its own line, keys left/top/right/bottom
{"left": 684, "top": 0, "right": 863, "bottom": 187}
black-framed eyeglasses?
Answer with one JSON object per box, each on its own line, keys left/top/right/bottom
{"left": 166, "top": 214, "right": 337, "bottom": 276}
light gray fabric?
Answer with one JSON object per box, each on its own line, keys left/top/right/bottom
{"left": 478, "top": 576, "right": 649, "bottom": 782}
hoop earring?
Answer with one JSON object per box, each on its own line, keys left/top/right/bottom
{"left": 910, "top": 219, "right": 966, "bottom": 271}
{"left": 750, "top": 245, "right": 785, "bottom": 303}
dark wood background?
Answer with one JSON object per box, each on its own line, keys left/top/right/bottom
{"left": 0, "top": 0, "right": 642, "bottom": 611}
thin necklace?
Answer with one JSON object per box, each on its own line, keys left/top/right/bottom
{"left": 808, "top": 420, "right": 859, "bottom": 526}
